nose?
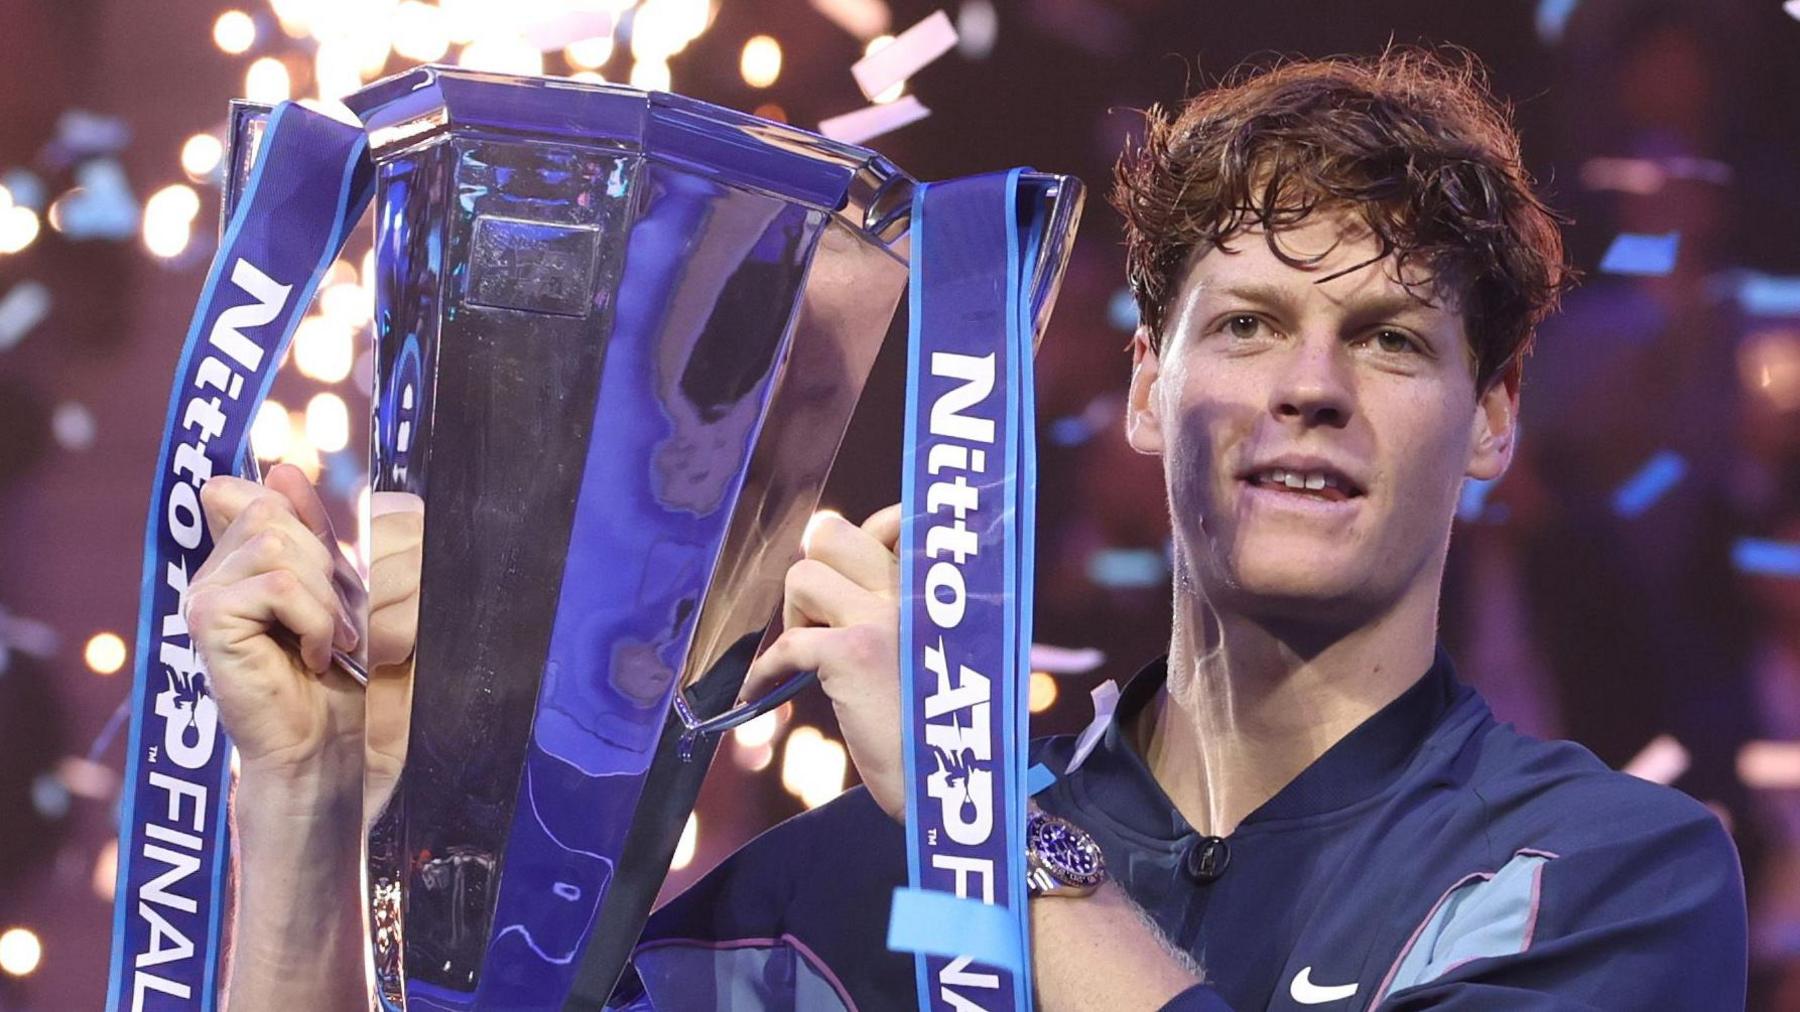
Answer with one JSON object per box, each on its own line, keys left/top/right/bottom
{"left": 1270, "top": 334, "right": 1353, "bottom": 429}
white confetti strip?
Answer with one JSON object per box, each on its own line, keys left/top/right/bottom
{"left": 1622, "top": 734, "right": 1689, "bottom": 785}
{"left": 1065, "top": 680, "right": 1121, "bottom": 774}
{"left": 1029, "top": 643, "right": 1106, "bottom": 675}
{"left": 0, "top": 281, "right": 50, "bottom": 351}
{"left": 853, "top": 10, "right": 958, "bottom": 101}
{"left": 818, "top": 95, "right": 930, "bottom": 145}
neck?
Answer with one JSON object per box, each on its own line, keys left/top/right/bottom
{"left": 1135, "top": 574, "right": 1441, "bottom": 838}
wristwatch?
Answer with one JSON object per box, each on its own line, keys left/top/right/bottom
{"left": 1025, "top": 806, "right": 1108, "bottom": 898}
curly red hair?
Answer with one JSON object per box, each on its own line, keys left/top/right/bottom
{"left": 1111, "top": 47, "right": 1574, "bottom": 393}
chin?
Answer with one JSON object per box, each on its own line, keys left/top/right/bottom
{"left": 1208, "top": 552, "right": 1377, "bottom": 623}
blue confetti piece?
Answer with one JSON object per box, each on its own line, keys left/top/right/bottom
{"left": 1611, "top": 450, "right": 1687, "bottom": 518}
{"left": 1535, "top": 0, "right": 1581, "bottom": 43}
{"left": 1599, "top": 231, "right": 1681, "bottom": 277}
{"left": 1047, "top": 415, "right": 1095, "bottom": 447}
{"left": 0, "top": 281, "right": 51, "bottom": 352}
{"left": 1734, "top": 272, "right": 1800, "bottom": 317}
{"left": 1107, "top": 286, "right": 1138, "bottom": 332}
{"left": 56, "top": 159, "right": 139, "bottom": 240}
{"left": 886, "top": 887, "right": 1024, "bottom": 972}
{"left": 1026, "top": 763, "right": 1056, "bottom": 796}
{"left": 55, "top": 109, "right": 131, "bottom": 157}
{"left": 1733, "top": 538, "right": 1800, "bottom": 579}
{"left": 2, "top": 168, "right": 47, "bottom": 211}
{"left": 1457, "top": 476, "right": 1500, "bottom": 521}
{"left": 1087, "top": 547, "right": 1166, "bottom": 588}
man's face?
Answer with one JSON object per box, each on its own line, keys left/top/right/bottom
{"left": 1126, "top": 209, "right": 1518, "bottom": 626}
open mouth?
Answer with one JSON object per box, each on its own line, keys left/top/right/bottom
{"left": 1240, "top": 467, "right": 1366, "bottom": 504}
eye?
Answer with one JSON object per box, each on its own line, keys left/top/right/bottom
{"left": 1222, "top": 314, "right": 1266, "bottom": 341}
{"left": 1363, "top": 328, "right": 1420, "bottom": 355}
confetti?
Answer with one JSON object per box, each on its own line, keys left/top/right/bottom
{"left": 1535, "top": 0, "right": 1581, "bottom": 43}
{"left": 0, "top": 281, "right": 50, "bottom": 351}
{"left": 1087, "top": 546, "right": 1167, "bottom": 588}
{"left": 810, "top": 0, "right": 891, "bottom": 41}
{"left": 1066, "top": 680, "right": 1121, "bottom": 774}
{"left": 1456, "top": 476, "right": 1500, "bottom": 521}
{"left": 1598, "top": 231, "right": 1681, "bottom": 277}
{"left": 54, "top": 159, "right": 140, "bottom": 240}
{"left": 1107, "top": 286, "right": 1138, "bottom": 331}
{"left": 1, "top": 168, "right": 46, "bottom": 211}
{"left": 1622, "top": 734, "right": 1689, "bottom": 785}
{"left": 1731, "top": 272, "right": 1800, "bottom": 316}
{"left": 521, "top": 9, "right": 614, "bottom": 51}
{"left": 818, "top": 94, "right": 930, "bottom": 145}
{"left": 1786, "top": 0, "right": 1800, "bottom": 21}
{"left": 1610, "top": 450, "right": 1686, "bottom": 517}
{"left": 52, "top": 402, "right": 96, "bottom": 451}
{"left": 1029, "top": 643, "right": 1106, "bottom": 675}
{"left": 54, "top": 109, "right": 131, "bottom": 158}
{"left": 852, "top": 10, "right": 957, "bottom": 101}
{"left": 1732, "top": 538, "right": 1800, "bottom": 579}
{"left": 1738, "top": 740, "right": 1800, "bottom": 789}
{"left": 956, "top": 0, "right": 997, "bottom": 59}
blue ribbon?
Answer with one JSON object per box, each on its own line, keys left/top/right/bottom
{"left": 891, "top": 169, "right": 1040, "bottom": 1011}
{"left": 106, "top": 103, "right": 373, "bottom": 1011}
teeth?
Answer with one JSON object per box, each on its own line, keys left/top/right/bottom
{"left": 1257, "top": 469, "right": 1343, "bottom": 493}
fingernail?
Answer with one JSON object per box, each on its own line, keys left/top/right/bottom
{"left": 371, "top": 492, "right": 425, "bottom": 518}
{"left": 335, "top": 611, "right": 360, "bottom": 651}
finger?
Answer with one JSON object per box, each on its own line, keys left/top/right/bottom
{"left": 738, "top": 626, "right": 833, "bottom": 705}
{"left": 861, "top": 503, "right": 902, "bottom": 551}
{"left": 369, "top": 506, "right": 424, "bottom": 565}
{"left": 368, "top": 539, "right": 422, "bottom": 612}
{"left": 783, "top": 557, "right": 883, "bottom": 632}
{"left": 187, "top": 568, "right": 340, "bottom": 675}
{"left": 199, "top": 490, "right": 336, "bottom": 590}
{"left": 266, "top": 461, "right": 339, "bottom": 550}
{"left": 801, "top": 511, "right": 898, "bottom": 596}
{"left": 198, "top": 475, "right": 270, "bottom": 543}
{"left": 199, "top": 533, "right": 358, "bottom": 652}
{"left": 367, "top": 597, "right": 419, "bottom": 670}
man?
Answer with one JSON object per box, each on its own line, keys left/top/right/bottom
{"left": 191, "top": 48, "right": 1746, "bottom": 1010}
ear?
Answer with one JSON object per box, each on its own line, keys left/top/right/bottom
{"left": 1126, "top": 326, "right": 1166, "bottom": 456}
{"left": 1466, "top": 365, "right": 1520, "bottom": 482}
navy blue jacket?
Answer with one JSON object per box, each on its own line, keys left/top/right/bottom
{"left": 623, "top": 648, "right": 1748, "bottom": 1010}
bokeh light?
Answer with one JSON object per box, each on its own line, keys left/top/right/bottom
{"left": 1029, "top": 671, "right": 1058, "bottom": 713}
{"left": 83, "top": 632, "right": 127, "bottom": 675}
{"left": 244, "top": 56, "right": 292, "bottom": 104}
{"left": 305, "top": 392, "right": 351, "bottom": 453}
{"left": 251, "top": 399, "right": 292, "bottom": 460}
{"left": 0, "top": 205, "right": 41, "bottom": 254}
{"left": 565, "top": 35, "right": 614, "bottom": 70}
{"left": 781, "top": 725, "right": 849, "bottom": 809}
{"left": 213, "top": 10, "right": 257, "bottom": 54}
{"left": 740, "top": 35, "right": 781, "bottom": 88}
{"left": 180, "top": 133, "right": 224, "bottom": 182}
{"left": 294, "top": 315, "right": 355, "bottom": 383}
{"left": 0, "top": 928, "right": 41, "bottom": 978}
{"left": 392, "top": 1, "right": 451, "bottom": 63}
{"left": 141, "top": 184, "right": 200, "bottom": 259}
{"left": 460, "top": 35, "right": 544, "bottom": 76}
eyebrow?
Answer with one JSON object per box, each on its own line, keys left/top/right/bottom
{"left": 1201, "top": 282, "right": 1445, "bottom": 323}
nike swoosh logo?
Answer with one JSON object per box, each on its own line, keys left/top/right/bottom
{"left": 1290, "top": 966, "right": 1359, "bottom": 1005}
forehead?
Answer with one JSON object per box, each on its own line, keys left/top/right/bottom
{"left": 1176, "top": 209, "right": 1458, "bottom": 319}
